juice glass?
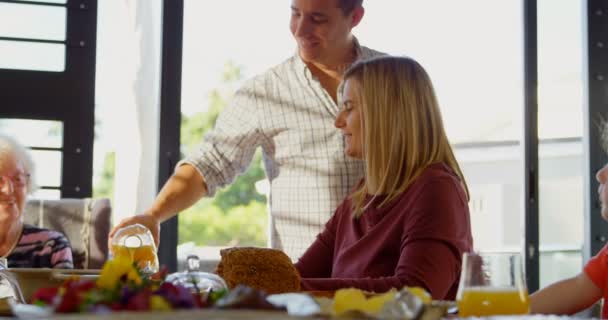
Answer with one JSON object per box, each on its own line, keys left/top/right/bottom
{"left": 110, "top": 224, "right": 159, "bottom": 273}
{"left": 456, "top": 252, "right": 529, "bottom": 317}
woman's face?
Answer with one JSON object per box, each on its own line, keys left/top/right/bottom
{"left": 0, "top": 154, "right": 28, "bottom": 223}
{"left": 597, "top": 163, "right": 608, "bottom": 220}
{"left": 335, "top": 78, "right": 363, "bottom": 159}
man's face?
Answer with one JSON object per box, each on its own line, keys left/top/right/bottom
{"left": 597, "top": 163, "right": 608, "bottom": 220}
{"left": 335, "top": 78, "right": 363, "bottom": 158}
{"left": 290, "top": 0, "right": 358, "bottom": 65}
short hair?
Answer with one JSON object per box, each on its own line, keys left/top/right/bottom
{"left": 340, "top": 56, "right": 469, "bottom": 216}
{"left": 338, "top": 0, "right": 363, "bottom": 15}
{"left": 0, "top": 134, "right": 37, "bottom": 194}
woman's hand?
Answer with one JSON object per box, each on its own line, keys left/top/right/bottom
{"left": 108, "top": 213, "right": 161, "bottom": 249}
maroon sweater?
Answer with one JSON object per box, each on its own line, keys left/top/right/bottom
{"left": 294, "top": 163, "right": 473, "bottom": 300}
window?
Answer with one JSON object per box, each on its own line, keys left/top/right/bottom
{"left": 0, "top": 1, "right": 67, "bottom": 72}
{"left": 177, "top": 1, "right": 528, "bottom": 267}
{"left": 358, "top": 1, "right": 525, "bottom": 252}
{"left": 0, "top": 2, "right": 66, "bottom": 40}
{"left": 177, "top": 0, "right": 292, "bottom": 262}
{"left": 0, "top": 0, "right": 96, "bottom": 199}
{"left": 93, "top": 0, "right": 162, "bottom": 223}
{"left": 537, "top": 0, "right": 584, "bottom": 287}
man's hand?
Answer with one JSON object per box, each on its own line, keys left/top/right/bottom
{"left": 108, "top": 213, "right": 161, "bottom": 249}
{"left": 106, "top": 164, "right": 209, "bottom": 252}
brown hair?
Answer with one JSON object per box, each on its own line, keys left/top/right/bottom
{"left": 338, "top": 0, "right": 363, "bottom": 15}
{"left": 340, "top": 56, "right": 469, "bottom": 217}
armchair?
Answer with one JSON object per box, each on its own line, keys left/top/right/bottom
{"left": 22, "top": 198, "right": 112, "bottom": 269}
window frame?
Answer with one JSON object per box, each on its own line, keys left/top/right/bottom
{"left": 157, "top": 0, "right": 184, "bottom": 272}
{"left": 0, "top": 0, "right": 97, "bottom": 199}
{"left": 584, "top": 0, "right": 608, "bottom": 262}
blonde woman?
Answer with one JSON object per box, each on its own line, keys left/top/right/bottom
{"left": 0, "top": 135, "right": 73, "bottom": 268}
{"left": 294, "top": 56, "right": 473, "bottom": 300}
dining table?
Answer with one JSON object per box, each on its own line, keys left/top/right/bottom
{"left": 0, "top": 309, "right": 322, "bottom": 320}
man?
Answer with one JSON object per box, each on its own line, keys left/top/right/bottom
{"left": 110, "top": 0, "right": 384, "bottom": 260}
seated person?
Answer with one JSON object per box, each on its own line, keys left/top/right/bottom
{"left": 0, "top": 135, "right": 73, "bottom": 269}
{"left": 294, "top": 56, "right": 473, "bottom": 300}
{"left": 530, "top": 121, "right": 608, "bottom": 317}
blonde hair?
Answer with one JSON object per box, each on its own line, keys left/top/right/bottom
{"left": 340, "top": 56, "right": 469, "bottom": 217}
{"left": 0, "top": 134, "right": 37, "bottom": 194}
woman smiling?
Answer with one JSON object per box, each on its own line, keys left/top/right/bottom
{"left": 294, "top": 56, "right": 473, "bottom": 300}
{"left": 0, "top": 135, "right": 73, "bottom": 269}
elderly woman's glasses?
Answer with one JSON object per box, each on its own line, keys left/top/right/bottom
{"left": 0, "top": 174, "right": 29, "bottom": 189}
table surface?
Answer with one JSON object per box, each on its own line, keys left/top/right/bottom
{"left": 1, "top": 309, "right": 321, "bottom": 320}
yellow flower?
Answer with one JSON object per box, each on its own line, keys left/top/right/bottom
{"left": 149, "top": 295, "right": 172, "bottom": 311}
{"left": 96, "top": 256, "right": 142, "bottom": 290}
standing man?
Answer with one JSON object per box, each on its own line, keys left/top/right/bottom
{"left": 110, "top": 0, "right": 384, "bottom": 260}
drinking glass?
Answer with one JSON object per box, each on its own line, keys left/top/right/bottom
{"left": 456, "top": 252, "right": 529, "bottom": 317}
{"left": 110, "top": 224, "right": 159, "bottom": 274}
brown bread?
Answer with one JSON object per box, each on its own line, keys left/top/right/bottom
{"left": 216, "top": 247, "right": 301, "bottom": 294}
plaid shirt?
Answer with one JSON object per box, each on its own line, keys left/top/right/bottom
{"left": 181, "top": 43, "right": 384, "bottom": 260}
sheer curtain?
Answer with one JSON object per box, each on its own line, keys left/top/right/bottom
{"left": 95, "top": 0, "right": 162, "bottom": 223}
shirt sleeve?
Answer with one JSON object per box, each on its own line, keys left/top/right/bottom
{"left": 584, "top": 243, "right": 608, "bottom": 292}
{"left": 294, "top": 203, "right": 342, "bottom": 278}
{"left": 299, "top": 177, "right": 471, "bottom": 299}
{"left": 179, "top": 81, "right": 265, "bottom": 196}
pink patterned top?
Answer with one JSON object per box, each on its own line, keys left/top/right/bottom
{"left": 6, "top": 224, "right": 73, "bottom": 269}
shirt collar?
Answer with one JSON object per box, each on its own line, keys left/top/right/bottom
{"left": 295, "top": 36, "right": 366, "bottom": 77}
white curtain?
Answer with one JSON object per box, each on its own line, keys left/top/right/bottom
{"left": 95, "top": 0, "right": 162, "bottom": 223}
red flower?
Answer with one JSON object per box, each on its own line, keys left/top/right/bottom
{"left": 126, "top": 288, "right": 151, "bottom": 311}
{"left": 31, "top": 287, "right": 59, "bottom": 305}
{"left": 54, "top": 280, "right": 97, "bottom": 313}
{"left": 56, "top": 287, "right": 83, "bottom": 313}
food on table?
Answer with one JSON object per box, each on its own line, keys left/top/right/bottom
{"left": 325, "top": 287, "right": 448, "bottom": 319}
{"left": 215, "top": 247, "right": 301, "bottom": 294}
{"left": 332, "top": 288, "right": 397, "bottom": 315}
{"left": 215, "top": 285, "right": 283, "bottom": 310}
{"left": 408, "top": 286, "right": 432, "bottom": 304}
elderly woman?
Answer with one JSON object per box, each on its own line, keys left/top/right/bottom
{"left": 295, "top": 56, "right": 473, "bottom": 300}
{"left": 0, "top": 135, "right": 73, "bottom": 268}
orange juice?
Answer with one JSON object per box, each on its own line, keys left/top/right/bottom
{"left": 111, "top": 244, "right": 159, "bottom": 272}
{"left": 458, "top": 287, "right": 530, "bottom": 317}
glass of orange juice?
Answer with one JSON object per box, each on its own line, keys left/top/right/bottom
{"left": 456, "top": 252, "right": 529, "bottom": 317}
{"left": 110, "top": 224, "right": 159, "bottom": 274}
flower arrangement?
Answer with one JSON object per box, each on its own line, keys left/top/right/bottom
{"left": 30, "top": 256, "right": 224, "bottom": 313}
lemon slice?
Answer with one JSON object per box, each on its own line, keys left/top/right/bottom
{"left": 407, "top": 286, "right": 431, "bottom": 304}
{"left": 332, "top": 288, "right": 397, "bottom": 316}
